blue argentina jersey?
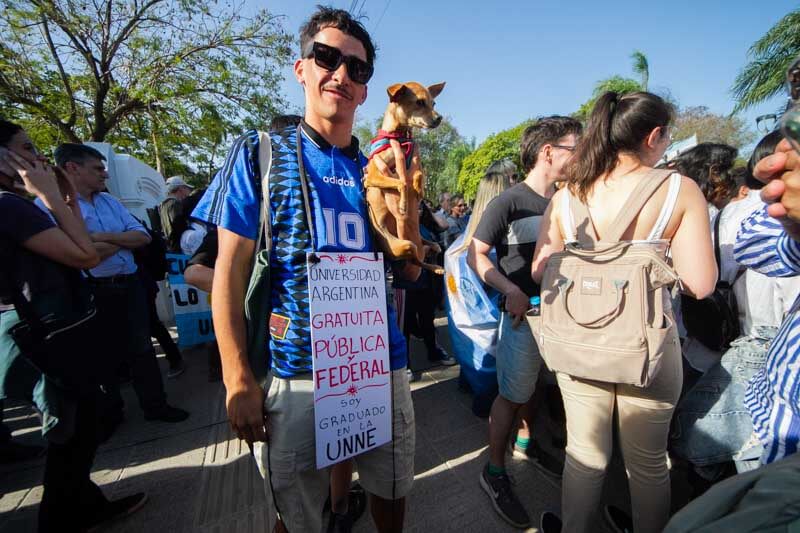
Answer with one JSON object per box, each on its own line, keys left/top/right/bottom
{"left": 192, "top": 123, "right": 407, "bottom": 378}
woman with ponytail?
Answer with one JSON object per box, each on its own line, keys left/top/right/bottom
{"left": 532, "top": 92, "right": 717, "bottom": 533}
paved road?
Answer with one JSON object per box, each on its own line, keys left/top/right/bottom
{"left": 2, "top": 319, "right": 689, "bottom": 532}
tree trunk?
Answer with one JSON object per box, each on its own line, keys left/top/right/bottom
{"left": 151, "top": 129, "right": 163, "bottom": 176}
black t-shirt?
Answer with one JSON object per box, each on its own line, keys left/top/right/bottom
{"left": 472, "top": 183, "right": 550, "bottom": 298}
{"left": 0, "top": 191, "right": 68, "bottom": 310}
{"left": 186, "top": 227, "right": 218, "bottom": 270}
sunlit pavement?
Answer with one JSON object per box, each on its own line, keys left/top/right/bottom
{"left": 2, "top": 316, "right": 692, "bottom": 532}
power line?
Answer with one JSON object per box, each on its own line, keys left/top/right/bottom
{"left": 373, "top": 0, "right": 391, "bottom": 32}
{"left": 356, "top": 0, "right": 367, "bottom": 18}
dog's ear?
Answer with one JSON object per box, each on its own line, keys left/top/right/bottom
{"left": 387, "top": 83, "right": 411, "bottom": 102}
{"left": 427, "top": 82, "right": 446, "bottom": 99}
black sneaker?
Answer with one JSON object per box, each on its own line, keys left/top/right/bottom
{"left": 479, "top": 464, "right": 531, "bottom": 528}
{"left": 540, "top": 511, "right": 562, "bottom": 533}
{"left": 167, "top": 361, "right": 186, "bottom": 379}
{"left": 86, "top": 492, "right": 148, "bottom": 532}
{"left": 143, "top": 405, "right": 189, "bottom": 423}
{"left": 428, "top": 347, "right": 457, "bottom": 367}
{"left": 603, "top": 504, "right": 633, "bottom": 533}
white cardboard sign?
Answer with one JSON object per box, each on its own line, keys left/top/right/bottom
{"left": 307, "top": 252, "right": 392, "bottom": 469}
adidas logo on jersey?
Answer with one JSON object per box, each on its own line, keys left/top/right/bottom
{"left": 322, "top": 175, "right": 356, "bottom": 187}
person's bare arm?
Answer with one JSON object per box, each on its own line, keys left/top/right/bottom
{"left": 670, "top": 177, "right": 718, "bottom": 299}
{"left": 185, "top": 264, "right": 214, "bottom": 293}
{"left": 91, "top": 230, "right": 151, "bottom": 249}
{"left": 432, "top": 212, "right": 449, "bottom": 230}
{"left": 531, "top": 195, "right": 564, "bottom": 284}
{"left": 467, "top": 237, "right": 528, "bottom": 326}
{"left": 5, "top": 151, "right": 99, "bottom": 269}
{"left": 213, "top": 227, "right": 266, "bottom": 444}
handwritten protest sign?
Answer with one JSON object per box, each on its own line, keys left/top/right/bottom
{"left": 166, "top": 253, "right": 215, "bottom": 347}
{"left": 308, "top": 252, "right": 391, "bottom": 469}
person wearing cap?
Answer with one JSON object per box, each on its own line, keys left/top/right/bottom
{"left": 159, "top": 176, "right": 193, "bottom": 253}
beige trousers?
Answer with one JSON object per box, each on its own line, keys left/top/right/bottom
{"left": 557, "top": 332, "right": 682, "bottom": 533}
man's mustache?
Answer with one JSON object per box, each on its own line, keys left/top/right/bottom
{"left": 323, "top": 84, "right": 353, "bottom": 100}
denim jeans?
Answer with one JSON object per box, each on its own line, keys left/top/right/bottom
{"left": 670, "top": 327, "right": 777, "bottom": 467}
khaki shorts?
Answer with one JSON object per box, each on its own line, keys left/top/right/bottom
{"left": 253, "top": 368, "right": 415, "bottom": 532}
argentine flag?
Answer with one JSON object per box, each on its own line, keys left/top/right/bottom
{"left": 444, "top": 233, "right": 500, "bottom": 396}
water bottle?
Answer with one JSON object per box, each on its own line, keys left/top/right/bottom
{"left": 529, "top": 296, "right": 541, "bottom": 316}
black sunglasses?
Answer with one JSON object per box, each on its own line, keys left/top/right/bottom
{"left": 550, "top": 144, "right": 576, "bottom": 152}
{"left": 304, "top": 42, "right": 374, "bottom": 85}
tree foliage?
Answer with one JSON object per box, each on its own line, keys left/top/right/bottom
{"left": 631, "top": 50, "right": 649, "bottom": 92}
{"left": 0, "top": 0, "right": 292, "bottom": 180}
{"left": 732, "top": 8, "right": 800, "bottom": 113}
{"left": 457, "top": 120, "right": 533, "bottom": 200}
{"left": 354, "top": 115, "right": 471, "bottom": 200}
{"left": 672, "top": 106, "right": 756, "bottom": 150}
{"left": 574, "top": 76, "right": 643, "bottom": 122}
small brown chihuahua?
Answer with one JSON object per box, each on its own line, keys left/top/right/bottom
{"left": 365, "top": 81, "right": 445, "bottom": 273}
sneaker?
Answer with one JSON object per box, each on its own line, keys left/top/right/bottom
{"left": 143, "top": 405, "right": 190, "bottom": 423}
{"left": 510, "top": 440, "right": 529, "bottom": 461}
{"left": 479, "top": 464, "right": 531, "bottom": 528}
{"left": 167, "top": 361, "right": 186, "bottom": 379}
{"left": 406, "top": 369, "right": 422, "bottom": 382}
{"left": 428, "top": 347, "right": 457, "bottom": 366}
{"left": 603, "top": 504, "right": 633, "bottom": 533}
{"left": 539, "top": 511, "right": 562, "bottom": 533}
{"left": 86, "top": 492, "right": 148, "bottom": 532}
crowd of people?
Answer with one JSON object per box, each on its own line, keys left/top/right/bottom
{"left": 1, "top": 4, "right": 800, "bottom": 533}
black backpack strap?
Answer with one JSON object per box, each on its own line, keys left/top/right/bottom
{"left": 713, "top": 212, "right": 722, "bottom": 282}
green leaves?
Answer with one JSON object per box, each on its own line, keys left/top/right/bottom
{"left": 574, "top": 76, "right": 643, "bottom": 122}
{"left": 0, "top": 0, "right": 293, "bottom": 180}
{"left": 732, "top": 9, "right": 800, "bottom": 112}
{"left": 457, "top": 120, "right": 533, "bottom": 200}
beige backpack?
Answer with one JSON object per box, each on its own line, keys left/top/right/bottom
{"left": 527, "top": 170, "right": 681, "bottom": 387}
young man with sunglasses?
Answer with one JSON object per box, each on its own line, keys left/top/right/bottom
{"left": 192, "top": 7, "right": 418, "bottom": 533}
{"left": 468, "top": 116, "right": 581, "bottom": 529}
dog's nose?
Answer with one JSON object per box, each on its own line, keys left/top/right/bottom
{"left": 432, "top": 115, "right": 442, "bottom": 127}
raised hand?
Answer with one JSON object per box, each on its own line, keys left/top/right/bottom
{"left": 2, "top": 150, "right": 60, "bottom": 201}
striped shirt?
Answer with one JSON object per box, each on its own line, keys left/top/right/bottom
{"left": 735, "top": 205, "right": 800, "bottom": 464}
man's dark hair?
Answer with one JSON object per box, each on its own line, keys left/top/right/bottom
{"left": 0, "top": 119, "right": 23, "bottom": 148}
{"left": 520, "top": 116, "right": 583, "bottom": 174}
{"left": 299, "top": 5, "right": 376, "bottom": 66}
{"left": 746, "top": 129, "right": 783, "bottom": 190}
{"left": 54, "top": 143, "right": 106, "bottom": 168}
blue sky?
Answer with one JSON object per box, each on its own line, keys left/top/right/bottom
{"left": 259, "top": 0, "right": 797, "bottom": 151}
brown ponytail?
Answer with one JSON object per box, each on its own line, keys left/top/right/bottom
{"left": 567, "top": 91, "right": 674, "bottom": 202}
